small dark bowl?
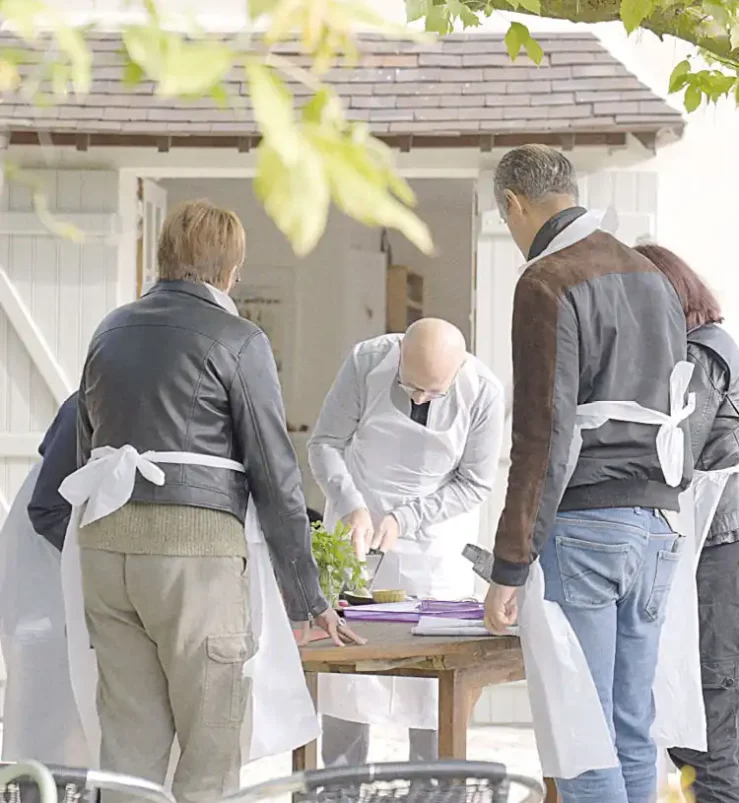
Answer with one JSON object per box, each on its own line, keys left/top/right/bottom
{"left": 344, "top": 591, "right": 376, "bottom": 607}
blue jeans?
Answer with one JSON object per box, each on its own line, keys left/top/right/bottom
{"left": 539, "top": 507, "right": 681, "bottom": 803}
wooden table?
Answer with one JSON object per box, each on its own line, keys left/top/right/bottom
{"left": 294, "top": 621, "right": 524, "bottom": 768}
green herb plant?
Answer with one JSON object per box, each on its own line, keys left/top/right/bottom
{"left": 311, "top": 520, "right": 366, "bottom": 607}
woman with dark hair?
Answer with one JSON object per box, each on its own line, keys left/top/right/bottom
{"left": 636, "top": 243, "right": 739, "bottom": 803}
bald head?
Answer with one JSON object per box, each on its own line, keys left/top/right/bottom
{"left": 399, "top": 319, "right": 467, "bottom": 404}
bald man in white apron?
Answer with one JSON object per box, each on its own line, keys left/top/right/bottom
{"left": 309, "top": 319, "right": 506, "bottom": 765}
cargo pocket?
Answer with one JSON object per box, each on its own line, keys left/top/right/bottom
{"left": 645, "top": 547, "right": 681, "bottom": 622}
{"left": 203, "top": 633, "right": 256, "bottom": 727}
{"left": 701, "top": 661, "right": 739, "bottom": 753}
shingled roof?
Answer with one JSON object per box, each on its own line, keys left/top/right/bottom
{"left": 0, "top": 31, "right": 684, "bottom": 147}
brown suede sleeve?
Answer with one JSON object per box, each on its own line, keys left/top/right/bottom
{"left": 492, "top": 273, "right": 579, "bottom": 586}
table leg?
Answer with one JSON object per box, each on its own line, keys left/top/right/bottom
{"left": 438, "top": 670, "right": 467, "bottom": 759}
{"left": 292, "top": 672, "right": 319, "bottom": 773}
{"left": 543, "top": 778, "right": 561, "bottom": 803}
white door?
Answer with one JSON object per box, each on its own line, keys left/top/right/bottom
{"left": 0, "top": 170, "right": 120, "bottom": 523}
{"left": 139, "top": 179, "right": 168, "bottom": 295}
{"left": 343, "top": 248, "right": 387, "bottom": 350}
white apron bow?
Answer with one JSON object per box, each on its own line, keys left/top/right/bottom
{"left": 511, "top": 211, "right": 700, "bottom": 779}
{"left": 59, "top": 445, "right": 319, "bottom": 770}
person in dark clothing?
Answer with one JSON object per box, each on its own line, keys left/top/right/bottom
{"left": 636, "top": 243, "right": 739, "bottom": 803}
{"left": 27, "top": 391, "right": 78, "bottom": 551}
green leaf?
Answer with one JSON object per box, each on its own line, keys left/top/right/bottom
{"left": 248, "top": 0, "right": 280, "bottom": 19}
{"left": 302, "top": 88, "right": 344, "bottom": 125}
{"left": 123, "top": 26, "right": 165, "bottom": 78}
{"left": 209, "top": 83, "right": 230, "bottom": 109}
{"left": 668, "top": 59, "right": 691, "bottom": 93}
{"left": 254, "top": 140, "right": 330, "bottom": 256}
{"left": 424, "top": 5, "right": 453, "bottom": 34}
{"left": 517, "top": 0, "right": 542, "bottom": 13}
{"left": 0, "top": 0, "right": 47, "bottom": 40}
{"left": 315, "top": 135, "right": 433, "bottom": 254}
{"left": 55, "top": 24, "right": 92, "bottom": 94}
{"left": 684, "top": 83, "right": 702, "bottom": 112}
{"left": 122, "top": 57, "right": 145, "bottom": 88}
{"left": 447, "top": 0, "right": 483, "bottom": 27}
{"left": 505, "top": 22, "right": 528, "bottom": 61}
{"left": 525, "top": 36, "right": 544, "bottom": 65}
{"left": 246, "top": 62, "right": 300, "bottom": 162}
{"left": 620, "top": 0, "right": 654, "bottom": 34}
{"left": 159, "top": 40, "right": 234, "bottom": 96}
{"left": 405, "top": 0, "right": 432, "bottom": 23}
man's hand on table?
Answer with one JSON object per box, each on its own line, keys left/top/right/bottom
{"left": 343, "top": 507, "right": 374, "bottom": 560}
{"left": 484, "top": 583, "right": 519, "bottom": 635}
{"left": 296, "top": 607, "right": 367, "bottom": 648}
{"left": 371, "top": 514, "right": 400, "bottom": 553}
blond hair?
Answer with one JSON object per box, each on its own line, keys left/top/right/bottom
{"left": 157, "top": 199, "right": 246, "bottom": 287}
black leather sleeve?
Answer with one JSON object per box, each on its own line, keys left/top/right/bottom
{"left": 688, "top": 343, "right": 728, "bottom": 462}
{"left": 230, "top": 331, "right": 328, "bottom": 622}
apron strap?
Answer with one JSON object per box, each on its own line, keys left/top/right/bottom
{"left": 59, "top": 445, "right": 245, "bottom": 528}
{"left": 573, "top": 361, "right": 695, "bottom": 488}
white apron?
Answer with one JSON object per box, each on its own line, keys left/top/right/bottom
{"left": 318, "top": 343, "right": 482, "bottom": 730}
{"left": 513, "top": 212, "right": 703, "bottom": 779}
{"left": 58, "top": 445, "right": 319, "bottom": 771}
{"left": 0, "top": 463, "right": 87, "bottom": 765}
{"left": 654, "top": 460, "right": 739, "bottom": 785}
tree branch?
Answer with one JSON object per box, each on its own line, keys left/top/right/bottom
{"left": 459, "top": 0, "right": 739, "bottom": 68}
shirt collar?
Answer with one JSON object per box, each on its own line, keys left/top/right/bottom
{"left": 528, "top": 206, "right": 588, "bottom": 261}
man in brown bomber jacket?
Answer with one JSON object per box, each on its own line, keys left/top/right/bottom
{"left": 483, "top": 145, "right": 690, "bottom": 803}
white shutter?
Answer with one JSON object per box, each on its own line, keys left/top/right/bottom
{"left": 140, "top": 179, "right": 167, "bottom": 295}
{"left": 583, "top": 169, "right": 657, "bottom": 245}
{"left": 0, "top": 170, "right": 119, "bottom": 520}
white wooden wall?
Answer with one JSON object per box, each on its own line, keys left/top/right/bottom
{"left": 0, "top": 170, "right": 119, "bottom": 521}
{"left": 472, "top": 167, "right": 657, "bottom": 726}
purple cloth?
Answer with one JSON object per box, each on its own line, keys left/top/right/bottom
{"left": 343, "top": 600, "right": 484, "bottom": 624}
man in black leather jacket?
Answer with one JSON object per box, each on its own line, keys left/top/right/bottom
{"left": 637, "top": 244, "right": 739, "bottom": 803}
{"left": 74, "top": 199, "right": 360, "bottom": 803}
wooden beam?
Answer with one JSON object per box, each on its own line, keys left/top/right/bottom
{"left": 75, "top": 133, "right": 90, "bottom": 152}
{"left": 0, "top": 266, "right": 73, "bottom": 406}
{"left": 632, "top": 131, "right": 657, "bottom": 153}
{"left": 157, "top": 136, "right": 172, "bottom": 153}
{"left": 561, "top": 134, "right": 576, "bottom": 151}
{"left": 7, "top": 129, "right": 637, "bottom": 151}
{"left": 237, "top": 136, "right": 251, "bottom": 153}
{"left": 0, "top": 433, "right": 45, "bottom": 458}
{"left": 480, "top": 134, "right": 496, "bottom": 152}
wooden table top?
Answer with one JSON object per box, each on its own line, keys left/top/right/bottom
{"left": 299, "top": 621, "right": 523, "bottom": 676}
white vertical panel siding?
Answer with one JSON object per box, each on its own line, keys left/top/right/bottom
{"left": 0, "top": 169, "right": 119, "bottom": 517}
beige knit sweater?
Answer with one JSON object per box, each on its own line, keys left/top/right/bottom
{"left": 78, "top": 502, "right": 247, "bottom": 557}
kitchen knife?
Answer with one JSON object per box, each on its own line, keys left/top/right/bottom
{"left": 363, "top": 548, "right": 385, "bottom": 588}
